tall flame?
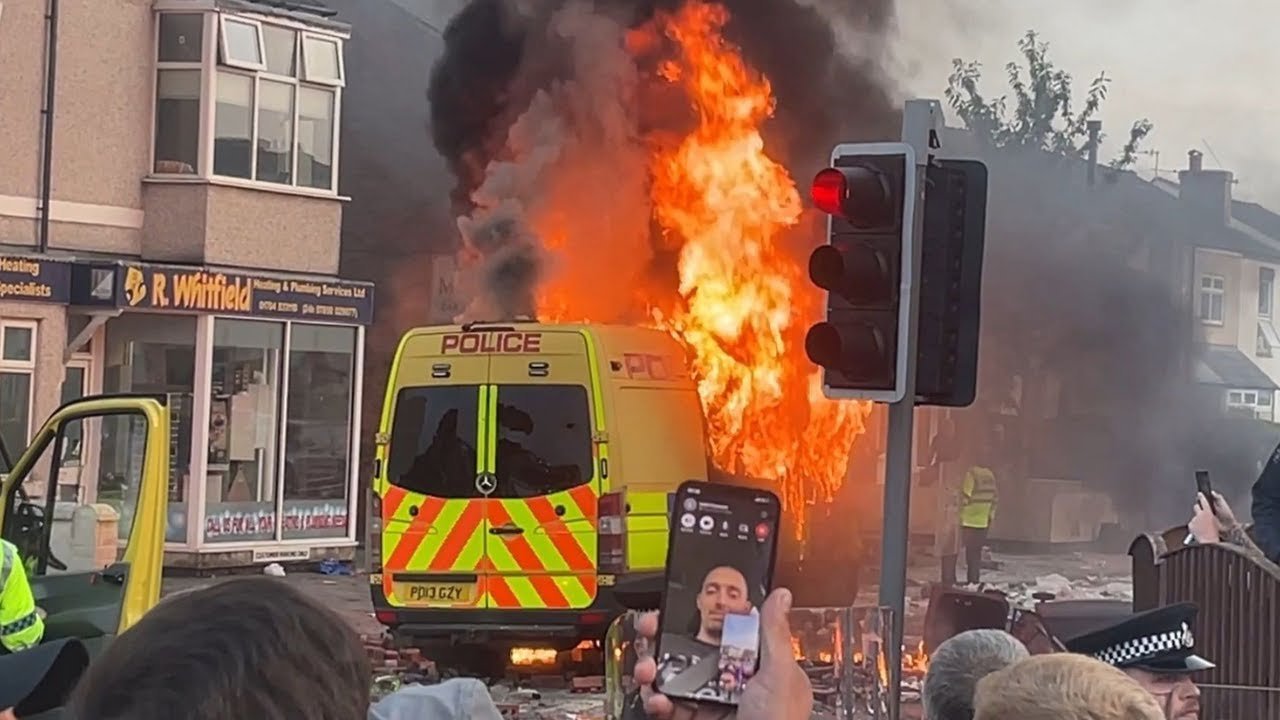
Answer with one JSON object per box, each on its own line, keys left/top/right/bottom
{"left": 532, "top": 1, "right": 873, "bottom": 528}
{"left": 642, "top": 2, "right": 871, "bottom": 520}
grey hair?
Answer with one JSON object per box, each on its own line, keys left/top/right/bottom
{"left": 922, "top": 629, "right": 1030, "bottom": 720}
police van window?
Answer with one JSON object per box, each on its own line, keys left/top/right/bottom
{"left": 386, "top": 386, "right": 479, "bottom": 498}
{"left": 494, "top": 385, "right": 592, "bottom": 498}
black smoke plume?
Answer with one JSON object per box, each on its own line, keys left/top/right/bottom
{"left": 426, "top": 0, "right": 899, "bottom": 322}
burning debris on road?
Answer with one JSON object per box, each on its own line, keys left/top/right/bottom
{"left": 427, "top": 0, "right": 896, "bottom": 532}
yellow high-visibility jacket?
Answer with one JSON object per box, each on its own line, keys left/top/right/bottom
{"left": 960, "top": 466, "right": 998, "bottom": 529}
{"left": 0, "top": 539, "right": 44, "bottom": 651}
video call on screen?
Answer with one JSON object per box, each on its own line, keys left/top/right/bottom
{"left": 656, "top": 488, "right": 777, "bottom": 706}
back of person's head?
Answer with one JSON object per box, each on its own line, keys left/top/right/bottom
{"left": 70, "top": 576, "right": 371, "bottom": 720}
{"left": 973, "top": 654, "right": 1164, "bottom": 720}
{"left": 922, "top": 629, "right": 1029, "bottom": 720}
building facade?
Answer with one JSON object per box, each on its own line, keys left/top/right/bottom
{"left": 1161, "top": 151, "right": 1280, "bottom": 421}
{"left": 0, "top": 0, "right": 372, "bottom": 568}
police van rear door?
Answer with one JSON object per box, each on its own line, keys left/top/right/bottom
{"left": 484, "top": 328, "right": 600, "bottom": 611}
{"left": 380, "top": 329, "right": 490, "bottom": 610}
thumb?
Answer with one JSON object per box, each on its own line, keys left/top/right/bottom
{"left": 758, "top": 588, "right": 795, "bottom": 673}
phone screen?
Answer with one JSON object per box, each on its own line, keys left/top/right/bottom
{"left": 1195, "top": 470, "right": 1216, "bottom": 510}
{"left": 654, "top": 481, "right": 781, "bottom": 706}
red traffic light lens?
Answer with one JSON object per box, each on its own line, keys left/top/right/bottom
{"left": 810, "top": 165, "right": 895, "bottom": 229}
{"left": 811, "top": 168, "right": 847, "bottom": 217}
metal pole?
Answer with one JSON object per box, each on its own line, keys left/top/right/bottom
{"left": 878, "top": 99, "right": 934, "bottom": 720}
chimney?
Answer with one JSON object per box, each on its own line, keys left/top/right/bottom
{"left": 1177, "top": 149, "right": 1233, "bottom": 225}
{"left": 1086, "top": 120, "right": 1101, "bottom": 186}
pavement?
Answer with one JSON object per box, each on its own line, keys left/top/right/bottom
{"left": 158, "top": 550, "right": 1136, "bottom": 719}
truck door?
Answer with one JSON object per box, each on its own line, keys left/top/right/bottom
{"left": 379, "top": 343, "right": 491, "bottom": 610}
{"left": 486, "top": 329, "right": 600, "bottom": 610}
{"left": 0, "top": 396, "right": 169, "bottom": 656}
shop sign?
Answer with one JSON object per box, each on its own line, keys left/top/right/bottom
{"left": 204, "top": 500, "right": 350, "bottom": 543}
{"left": 281, "top": 500, "right": 350, "bottom": 540}
{"left": 0, "top": 255, "right": 70, "bottom": 304}
{"left": 87, "top": 262, "right": 375, "bottom": 324}
{"left": 205, "top": 501, "right": 276, "bottom": 542}
{"left": 430, "top": 254, "right": 462, "bottom": 324}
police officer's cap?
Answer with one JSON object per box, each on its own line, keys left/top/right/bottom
{"left": 1063, "top": 602, "right": 1214, "bottom": 674}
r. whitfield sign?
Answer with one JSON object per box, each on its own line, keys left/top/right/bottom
{"left": 117, "top": 264, "right": 373, "bottom": 324}
{"left": 0, "top": 255, "right": 71, "bottom": 304}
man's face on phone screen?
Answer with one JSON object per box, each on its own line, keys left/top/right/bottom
{"left": 696, "top": 566, "right": 750, "bottom": 643}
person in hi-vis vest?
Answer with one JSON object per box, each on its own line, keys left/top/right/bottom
{"left": 959, "top": 457, "right": 998, "bottom": 586}
{"left": 0, "top": 539, "right": 44, "bottom": 653}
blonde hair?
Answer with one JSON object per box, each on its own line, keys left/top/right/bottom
{"left": 973, "top": 654, "right": 1164, "bottom": 720}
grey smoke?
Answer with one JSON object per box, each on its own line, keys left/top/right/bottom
{"left": 454, "top": 0, "right": 652, "bottom": 323}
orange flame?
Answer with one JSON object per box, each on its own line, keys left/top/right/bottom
{"left": 535, "top": 1, "right": 873, "bottom": 527}
{"left": 641, "top": 2, "right": 871, "bottom": 522}
{"left": 510, "top": 647, "right": 558, "bottom": 666}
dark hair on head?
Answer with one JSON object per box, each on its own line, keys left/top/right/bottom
{"left": 69, "top": 576, "right": 371, "bottom": 720}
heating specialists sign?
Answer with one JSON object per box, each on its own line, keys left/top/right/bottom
{"left": 0, "top": 255, "right": 71, "bottom": 304}
{"left": 88, "top": 262, "right": 375, "bottom": 324}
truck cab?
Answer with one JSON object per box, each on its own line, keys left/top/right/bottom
{"left": 0, "top": 395, "right": 170, "bottom": 659}
{"left": 369, "top": 323, "right": 710, "bottom": 663}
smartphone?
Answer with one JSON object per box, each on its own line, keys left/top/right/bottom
{"left": 1195, "top": 470, "right": 1217, "bottom": 512}
{"left": 653, "top": 481, "right": 781, "bottom": 707}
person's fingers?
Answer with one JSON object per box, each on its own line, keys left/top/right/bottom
{"left": 634, "top": 656, "right": 658, "bottom": 685}
{"left": 758, "top": 587, "right": 795, "bottom": 673}
{"left": 635, "top": 610, "right": 659, "bottom": 639}
{"left": 644, "top": 692, "right": 675, "bottom": 718}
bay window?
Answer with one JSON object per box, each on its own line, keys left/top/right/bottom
{"left": 151, "top": 10, "right": 344, "bottom": 193}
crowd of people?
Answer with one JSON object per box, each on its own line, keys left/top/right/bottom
{"left": 0, "top": 563, "right": 1228, "bottom": 720}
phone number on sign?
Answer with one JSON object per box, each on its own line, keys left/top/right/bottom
{"left": 255, "top": 299, "right": 359, "bottom": 318}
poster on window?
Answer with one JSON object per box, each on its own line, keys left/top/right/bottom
{"left": 281, "top": 499, "right": 349, "bottom": 540}
{"left": 204, "top": 501, "right": 276, "bottom": 542}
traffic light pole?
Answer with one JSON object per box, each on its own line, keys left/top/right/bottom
{"left": 878, "top": 99, "right": 939, "bottom": 720}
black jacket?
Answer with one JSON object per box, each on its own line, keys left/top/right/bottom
{"left": 1250, "top": 441, "right": 1280, "bottom": 563}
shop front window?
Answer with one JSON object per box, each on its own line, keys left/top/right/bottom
{"left": 204, "top": 319, "right": 283, "bottom": 544}
{"left": 104, "top": 314, "right": 196, "bottom": 542}
{"left": 282, "top": 324, "right": 355, "bottom": 539}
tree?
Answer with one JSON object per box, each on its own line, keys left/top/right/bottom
{"left": 945, "top": 30, "right": 1153, "bottom": 170}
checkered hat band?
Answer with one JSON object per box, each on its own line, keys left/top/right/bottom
{"left": 1093, "top": 622, "right": 1194, "bottom": 666}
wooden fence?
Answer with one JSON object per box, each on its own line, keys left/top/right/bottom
{"left": 1130, "top": 530, "right": 1280, "bottom": 719}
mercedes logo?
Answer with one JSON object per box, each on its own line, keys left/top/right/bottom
{"left": 475, "top": 474, "right": 497, "bottom": 495}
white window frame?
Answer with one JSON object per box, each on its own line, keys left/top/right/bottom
{"left": 151, "top": 12, "right": 208, "bottom": 176}
{"left": 149, "top": 10, "right": 344, "bottom": 195}
{"left": 1199, "top": 274, "right": 1225, "bottom": 325}
{"left": 218, "top": 15, "right": 267, "bottom": 72}
{"left": 1261, "top": 267, "right": 1275, "bottom": 318}
{"left": 0, "top": 320, "right": 38, "bottom": 452}
{"left": 300, "top": 32, "right": 345, "bottom": 87}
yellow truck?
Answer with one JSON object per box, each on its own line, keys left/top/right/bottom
{"left": 0, "top": 394, "right": 170, "bottom": 658}
{"left": 368, "top": 322, "right": 710, "bottom": 674}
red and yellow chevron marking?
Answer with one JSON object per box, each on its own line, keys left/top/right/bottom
{"left": 380, "top": 491, "right": 487, "bottom": 608}
{"left": 483, "top": 485, "right": 600, "bottom": 610}
{"left": 379, "top": 482, "right": 603, "bottom": 610}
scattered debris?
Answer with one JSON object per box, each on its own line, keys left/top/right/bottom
{"left": 263, "top": 563, "right": 286, "bottom": 577}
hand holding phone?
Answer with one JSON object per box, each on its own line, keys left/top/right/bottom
{"left": 632, "top": 588, "right": 814, "bottom": 720}
{"left": 1195, "top": 470, "right": 1217, "bottom": 513}
{"left": 653, "top": 481, "right": 780, "bottom": 708}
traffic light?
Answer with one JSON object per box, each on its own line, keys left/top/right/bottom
{"left": 805, "top": 143, "right": 918, "bottom": 403}
{"left": 915, "top": 160, "right": 988, "bottom": 407}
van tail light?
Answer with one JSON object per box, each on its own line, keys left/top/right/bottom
{"left": 598, "top": 491, "right": 626, "bottom": 574}
{"left": 368, "top": 488, "right": 383, "bottom": 573}
{"left": 375, "top": 610, "right": 398, "bottom": 625}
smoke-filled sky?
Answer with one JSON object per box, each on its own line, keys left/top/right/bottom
{"left": 888, "top": 0, "right": 1279, "bottom": 203}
